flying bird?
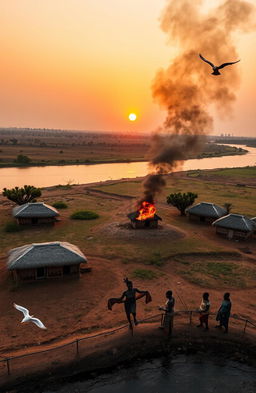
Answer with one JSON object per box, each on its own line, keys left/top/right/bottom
{"left": 199, "top": 54, "right": 240, "bottom": 75}
{"left": 14, "top": 303, "right": 47, "bottom": 329}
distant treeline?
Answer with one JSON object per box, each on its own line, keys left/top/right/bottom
{"left": 215, "top": 138, "right": 256, "bottom": 148}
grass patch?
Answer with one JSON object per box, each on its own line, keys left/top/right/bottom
{"left": 177, "top": 258, "right": 256, "bottom": 289}
{"left": 144, "top": 252, "right": 164, "bottom": 267}
{"left": 52, "top": 201, "right": 68, "bottom": 209}
{"left": 4, "top": 222, "right": 22, "bottom": 233}
{"left": 207, "top": 167, "right": 256, "bottom": 178}
{"left": 132, "top": 269, "right": 158, "bottom": 280}
{"left": 71, "top": 210, "right": 99, "bottom": 220}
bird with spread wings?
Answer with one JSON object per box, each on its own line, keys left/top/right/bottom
{"left": 199, "top": 54, "right": 240, "bottom": 75}
{"left": 14, "top": 303, "right": 47, "bottom": 329}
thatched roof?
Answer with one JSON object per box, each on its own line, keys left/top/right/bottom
{"left": 13, "top": 202, "right": 59, "bottom": 218}
{"left": 186, "top": 202, "right": 227, "bottom": 218}
{"left": 212, "top": 214, "right": 256, "bottom": 233}
{"left": 7, "top": 242, "right": 87, "bottom": 270}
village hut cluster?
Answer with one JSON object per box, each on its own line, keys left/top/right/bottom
{"left": 4, "top": 196, "right": 256, "bottom": 284}
{"left": 186, "top": 202, "right": 256, "bottom": 240}
{"left": 6, "top": 202, "right": 88, "bottom": 283}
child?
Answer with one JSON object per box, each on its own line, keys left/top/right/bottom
{"left": 197, "top": 292, "right": 210, "bottom": 331}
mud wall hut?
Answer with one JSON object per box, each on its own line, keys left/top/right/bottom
{"left": 212, "top": 214, "right": 256, "bottom": 240}
{"left": 13, "top": 202, "right": 59, "bottom": 225}
{"left": 186, "top": 202, "right": 227, "bottom": 224}
{"left": 7, "top": 241, "right": 87, "bottom": 282}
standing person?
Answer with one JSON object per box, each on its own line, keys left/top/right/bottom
{"left": 159, "top": 290, "right": 175, "bottom": 336}
{"left": 197, "top": 292, "right": 210, "bottom": 331}
{"left": 120, "top": 278, "right": 148, "bottom": 329}
{"left": 216, "top": 292, "right": 232, "bottom": 333}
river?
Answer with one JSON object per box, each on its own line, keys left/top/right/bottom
{"left": 0, "top": 145, "right": 255, "bottom": 191}
{"left": 43, "top": 355, "right": 256, "bottom": 393}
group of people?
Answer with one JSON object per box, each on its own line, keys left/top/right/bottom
{"left": 108, "top": 279, "right": 232, "bottom": 336}
{"left": 159, "top": 290, "right": 232, "bottom": 336}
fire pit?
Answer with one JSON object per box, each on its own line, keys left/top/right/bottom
{"left": 127, "top": 201, "right": 162, "bottom": 229}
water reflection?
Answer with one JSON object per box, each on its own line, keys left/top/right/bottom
{"left": 0, "top": 145, "right": 255, "bottom": 191}
{"left": 43, "top": 356, "right": 256, "bottom": 393}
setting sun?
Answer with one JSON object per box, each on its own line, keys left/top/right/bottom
{"left": 128, "top": 113, "right": 137, "bottom": 121}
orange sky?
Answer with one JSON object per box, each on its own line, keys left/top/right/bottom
{"left": 0, "top": 0, "right": 255, "bottom": 136}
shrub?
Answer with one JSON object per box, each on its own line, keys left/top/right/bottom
{"left": 5, "top": 222, "right": 22, "bottom": 233}
{"left": 52, "top": 201, "right": 68, "bottom": 209}
{"left": 71, "top": 210, "right": 99, "bottom": 220}
{"left": 15, "top": 154, "right": 31, "bottom": 164}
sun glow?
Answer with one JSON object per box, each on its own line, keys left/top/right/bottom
{"left": 128, "top": 113, "right": 137, "bottom": 121}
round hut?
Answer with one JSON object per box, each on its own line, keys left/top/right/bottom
{"left": 186, "top": 202, "right": 227, "bottom": 223}
{"left": 7, "top": 241, "right": 87, "bottom": 282}
{"left": 13, "top": 202, "right": 59, "bottom": 225}
{"left": 212, "top": 214, "right": 256, "bottom": 240}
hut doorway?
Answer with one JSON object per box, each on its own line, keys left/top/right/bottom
{"left": 36, "top": 267, "right": 46, "bottom": 279}
{"left": 63, "top": 265, "right": 71, "bottom": 275}
{"left": 32, "top": 217, "right": 38, "bottom": 225}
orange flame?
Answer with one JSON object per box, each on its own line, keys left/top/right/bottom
{"left": 136, "top": 201, "right": 156, "bottom": 221}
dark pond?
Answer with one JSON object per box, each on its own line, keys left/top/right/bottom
{"left": 44, "top": 355, "right": 256, "bottom": 393}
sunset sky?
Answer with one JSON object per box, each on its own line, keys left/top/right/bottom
{"left": 0, "top": 0, "right": 256, "bottom": 136}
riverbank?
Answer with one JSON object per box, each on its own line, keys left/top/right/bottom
{"left": 0, "top": 145, "right": 255, "bottom": 191}
{"left": 1, "top": 322, "right": 256, "bottom": 392}
{"left": 0, "top": 142, "right": 247, "bottom": 169}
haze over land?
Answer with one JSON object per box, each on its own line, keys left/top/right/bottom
{"left": 0, "top": 0, "right": 256, "bottom": 136}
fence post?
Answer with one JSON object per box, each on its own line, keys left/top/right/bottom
{"left": 6, "top": 358, "right": 10, "bottom": 376}
{"left": 189, "top": 311, "right": 192, "bottom": 326}
{"left": 243, "top": 320, "right": 248, "bottom": 335}
{"left": 76, "top": 339, "right": 79, "bottom": 357}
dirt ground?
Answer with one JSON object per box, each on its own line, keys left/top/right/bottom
{"left": 0, "top": 179, "right": 255, "bottom": 359}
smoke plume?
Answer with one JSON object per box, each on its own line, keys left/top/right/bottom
{"left": 140, "top": 0, "right": 255, "bottom": 205}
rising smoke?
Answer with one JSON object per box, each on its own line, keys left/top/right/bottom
{"left": 140, "top": 0, "right": 255, "bottom": 205}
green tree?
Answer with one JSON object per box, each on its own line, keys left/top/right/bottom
{"left": 166, "top": 192, "right": 198, "bottom": 216}
{"left": 3, "top": 185, "right": 41, "bottom": 205}
{"left": 15, "top": 154, "right": 31, "bottom": 164}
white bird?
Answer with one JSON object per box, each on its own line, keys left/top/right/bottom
{"left": 14, "top": 303, "right": 47, "bottom": 329}
{"left": 199, "top": 54, "right": 240, "bottom": 75}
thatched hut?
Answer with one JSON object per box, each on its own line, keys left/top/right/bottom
{"left": 212, "top": 214, "right": 256, "bottom": 240}
{"left": 13, "top": 202, "right": 59, "bottom": 225}
{"left": 186, "top": 202, "right": 227, "bottom": 223}
{"left": 127, "top": 212, "right": 162, "bottom": 229}
{"left": 7, "top": 241, "right": 87, "bottom": 282}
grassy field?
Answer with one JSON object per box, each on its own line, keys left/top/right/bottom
{"left": 0, "top": 129, "right": 247, "bottom": 167}
{"left": 0, "top": 167, "right": 255, "bottom": 353}
{"left": 92, "top": 169, "right": 256, "bottom": 217}
{"left": 1, "top": 167, "right": 255, "bottom": 287}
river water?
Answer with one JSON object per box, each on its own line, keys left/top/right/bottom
{"left": 0, "top": 145, "right": 255, "bottom": 191}
{"left": 43, "top": 355, "right": 256, "bottom": 393}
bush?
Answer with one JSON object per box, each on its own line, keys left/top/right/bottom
{"left": 71, "top": 210, "right": 99, "bottom": 220}
{"left": 5, "top": 222, "right": 22, "bottom": 233}
{"left": 52, "top": 201, "right": 68, "bottom": 209}
{"left": 15, "top": 154, "right": 31, "bottom": 164}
